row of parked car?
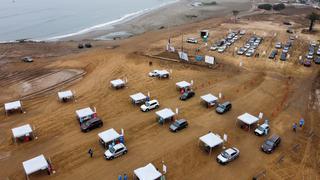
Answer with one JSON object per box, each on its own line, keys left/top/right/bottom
{"left": 237, "top": 35, "right": 263, "bottom": 57}
{"left": 269, "top": 36, "right": 294, "bottom": 61}
{"left": 303, "top": 41, "right": 320, "bottom": 67}
{"left": 210, "top": 30, "right": 246, "bottom": 53}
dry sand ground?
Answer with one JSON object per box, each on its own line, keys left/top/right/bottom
{"left": 0, "top": 7, "right": 320, "bottom": 180}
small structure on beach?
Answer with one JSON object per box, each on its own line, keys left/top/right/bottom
{"left": 130, "top": 92, "right": 147, "bottom": 105}
{"left": 237, "top": 113, "right": 259, "bottom": 131}
{"left": 176, "top": 81, "right": 191, "bottom": 91}
{"left": 201, "top": 94, "right": 218, "bottom": 108}
{"left": 98, "top": 128, "right": 124, "bottom": 149}
{"left": 4, "top": 100, "right": 23, "bottom": 115}
{"left": 133, "top": 163, "right": 162, "bottom": 180}
{"left": 110, "top": 79, "right": 126, "bottom": 89}
{"left": 76, "top": 107, "right": 97, "bottom": 123}
{"left": 155, "top": 108, "right": 175, "bottom": 124}
{"left": 23, "top": 154, "right": 53, "bottom": 180}
{"left": 199, "top": 132, "right": 223, "bottom": 155}
{"left": 58, "top": 90, "right": 74, "bottom": 102}
{"left": 12, "top": 124, "right": 34, "bottom": 143}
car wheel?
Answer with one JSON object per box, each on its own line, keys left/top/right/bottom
{"left": 155, "top": 105, "right": 159, "bottom": 109}
{"left": 109, "top": 156, "right": 114, "bottom": 160}
{"left": 123, "top": 150, "right": 128, "bottom": 154}
{"left": 146, "top": 109, "right": 149, "bottom": 112}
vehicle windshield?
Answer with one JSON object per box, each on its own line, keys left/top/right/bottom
{"left": 109, "top": 147, "right": 116, "bottom": 153}
{"left": 257, "top": 126, "right": 265, "bottom": 131}
{"left": 265, "top": 140, "right": 274, "bottom": 146}
{"left": 145, "top": 102, "right": 150, "bottom": 106}
{"left": 221, "top": 151, "right": 230, "bottom": 158}
{"left": 173, "top": 121, "right": 180, "bottom": 127}
{"left": 218, "top": 104, "right": 225, "bottom": 109}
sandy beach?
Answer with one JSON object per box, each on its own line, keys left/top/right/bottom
{"left": 60, "top": 0, "right": 252, "bottom": 41}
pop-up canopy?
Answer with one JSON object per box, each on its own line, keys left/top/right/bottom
{"left": 110, "top": 79, "right": 125, "bottom": 88}
{"left": 201, "top": 94, "right": 218, "bottom": 107}
{"left": 199, "top": 132, "right": 223, "bottom": 148}
{"left": 176, "top": 81, "right": 191, "bottom": 89}
{"left": 58, "top": 90, "right": 74, "bottom": 101}
{"left": 76, "top": 107, "right": 96, "bottom": 123}
{"left": 237, "top": 113, "right": 259, "bottom": 125}
{"left": 98, "top": 128, "right": 122, "bottom": 149}
{"left": 134, "top": 163, "right": 162, "bottom": 180}
{"left": 130, "top": 92, "right": 147, "bottom": 104}
{"left": 12, "top": 124, "right": 33, "bottom": 138}
{"left": 23, "top": 155, "right": 49, "bottom": 176}
{"left": 4, "top": 100, "right": 22, "bottom": 115}
{"left": 156, "top": 108, "right": 175, "bottom": 121}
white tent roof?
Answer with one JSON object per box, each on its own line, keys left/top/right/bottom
{"left": 155, "top": 108, "right": 175, "bottom": 119}
{"left": 98, "top": 128, "right": 121, "bottom": 143}
{"left": 110, "top": 79, "right": 125, "bottom": 86}
{"left": 76, "top": 107, "right": 94, "bottom": 118}
{"left": 201, "top": 94, "right": 218, "bottom": 103}
{"left": 199, "top": 132, "right": 223, "bottom": 148}
{"left": 130, "top": 92, "right": 146, "bottom": 101}
{"left": 237, "top": 113, "right": 259, "bottom": 125}
{"left": 134, "top": 163, "right": 162, "bottom": 180}
{"left": 12, "top": 124, "right": 33, "bottom": 138}
{"left": 23, "top": 154, "right": 49, "bottom": 175}
{"left": 58, "top": 90, "right": 73, "bottom": 99}
{"left": 157, "top": 70, "right": 169, "bottom": 76}
{"left": 176, "top": 81, "right": 191, "bottom": 88}
{"left": 4, "top": 100, "right": 21, "bottom": 111}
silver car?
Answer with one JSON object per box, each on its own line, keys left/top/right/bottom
{"left": 104, "top": 143, "right": 127, "bottom": 160}
{"left": 216, "top": 147, "right": 240, "bottom": 165}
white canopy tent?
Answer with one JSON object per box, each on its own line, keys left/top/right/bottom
{"left": 12, "top": 124, "right": 34, "bottom": 143}
{"left": 176, "top": 81, "right": 191, "bottom": 90}
{"left": 157, "top": 70, "right": 170, "bottom": 78}
{"left": 130, "top": 92, "right": 147, "bottom": 105}
{"left": 237, "top": 113, "right": 259, "bottom": 130}
{"left": 98, "top": 128, "right": 122, "bottom": 149}
{"left": 110, "top": 79, "right": 126, "bottom": 89}
{"left": 23, "top": 154, "right": 51, "bottom": 179}
{"left": 76, "top": 107, "right": 96, "bottom": 123}
{"left": 199, "top": 132, "right": 223, "bottom": 154}
{"left": 134, "top": 163, "right": 162, "bottom": 180}
{"left": 155, "top": 108, "right": 175, "bottom": 124}
{"left": 201, "top": 94, "right": 218, "bottom": 108}
{"left": 58, "top": 90, "right": 74, "bottom": 102}
{"left": 4, "top": 100, "right": 23, "bottom": 115}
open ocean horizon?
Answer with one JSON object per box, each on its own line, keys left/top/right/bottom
{"left": 0, "top": 0, "right": 177, "bottom": 42}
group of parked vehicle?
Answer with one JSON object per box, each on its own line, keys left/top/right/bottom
{"left": 303, "top": 41, "right": 320, "bottom": 67}
{"left": 237, "top": 35, "right": 263, "bottom": 57}
{"left": 269, "top": 36, "right": 294, "bottom": 61}
{"left": 210, "top": 30, "right": 245, "bottom": 53}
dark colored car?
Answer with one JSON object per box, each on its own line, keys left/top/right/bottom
{"left": 268, "top": 50, "right": 278, "bottom": 59}
{"left": 216, "top": 101, "right": 232, "bottom": 114}
{"left": 314, "top": 56, "right": 320, "bottom": 64}
{"left": 304, "top": 59, "right": 312, "bottom": 67}
{"left": 80, "top": 117, "right": 103, "bottom": 132}
{"left": 180, "top": 91, "right": 195, "bottom": 101}
{"left": 261, "top": 134, "right": 281, "bottom": 153}
{"left": 169, "top": 119, "right": 188, "bottom": 132}
{"left": 280, "top": 52, "right": 287, "bottom": 61}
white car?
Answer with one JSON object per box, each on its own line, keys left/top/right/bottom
{"left": 104, "top": 143, "right": 127, "bottom": 160}
{"left": 140, "top": 100, "right": 159, "bottom": 112}
{"left": 149, "top": 70, "right": 160, "bottom": 77}
{"left": 317, "top": 49, "right": 320, "bottom": 55}
{"left": 306, "top": 54, "right": 313, "bottom": 59}
{"left": 275, "top": 42, "right": 282, "bottom": 49}
{"left": 186, "top": 38, "right": 198, "bottom": 44}
{"left": 216, "top": 147, "right": 240, "bottom": 165}
{"left": 310, "top": 41, "right": 317, "bottom": 47}
{"left": 218, "top": 46, "right": 226, "bottom": 53}
{"left": 239, "top": 30, "right": 246, "bottom": 35}
{"left": 254, "top": 123, "right": 270, "bottom": 136}
{"left": 210, "top": 46, "right": 218, "bottom": 51}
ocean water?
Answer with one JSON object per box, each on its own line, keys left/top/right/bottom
{"left": 0, "top": 0, "right": 176, "bottom": 42}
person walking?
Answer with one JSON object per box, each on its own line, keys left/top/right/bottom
{"left": 299, "top": 118, "right": 305, "bottom": 128}
{"left": 88, "top": 148, "right": 93, "bottom": 158}
{"left": 118, "top": 175, "right": 122, "bottom": 180}
{"left": 293, "top": 123, "right": 297, "bottom": 132}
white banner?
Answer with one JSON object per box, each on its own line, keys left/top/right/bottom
{"left": 178, "top": 51, "right": 189, "bottom": 61}
{"left": 205, "top": 55, "right": 215, "bottom": 64}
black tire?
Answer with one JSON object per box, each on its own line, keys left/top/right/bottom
{"left": 146, "top": 108, "right": 149, "bottom": 112}
{"left": 155, "top": 105, "right": 159, "bottom": 109}
{"left": 109, "top": 156, "right": 114, "bottom": 160}
{"left": 123, "top": 150, "right": 128, "bottom": 154}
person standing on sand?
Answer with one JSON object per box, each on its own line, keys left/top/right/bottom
{"left": 88, "top": 148, "right": 93, "bottom": 158}
{"left": 299, "top": 118, "right": 305, "bottom": 128}
{"left": 293, "top": 123, "right": 297, "bottom": 132}
{"left": 123, "top": 174, "right": 128, "bottom": 180}
{"left": 118, "top": 175, "right": 122, "bottom": 180}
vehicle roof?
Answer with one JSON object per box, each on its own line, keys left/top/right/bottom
{"left": 225, "top": 148, "right": 237, "bottom": 155}
{"left": 260, "top": 123, "right": 269, "bottom": 128}
{"left": 222, "top": 101, "right": 231, "bottom": 106}
{"left": 269, "top": 134, "right": 280, "bottom": 142}
{"left": 176, "top": 119, "right": 187, "bottom": 124}
{"left": 86, "top": 117, "right": 102, "bottom": 123}
{"left": 147, "top": 100, "right": 158, "bottom": 103}
{"left": 112, "top": 143, "right": 125, "bottom": 150}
